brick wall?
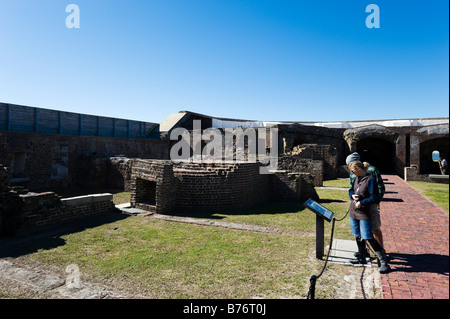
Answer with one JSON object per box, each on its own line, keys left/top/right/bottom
{"left": 270, "top": 171, "right": 319, "bottom": 202}
{"left": 130, "top": 160, "right": 178, "bottom": 214}
{"left": 173, "top": 162, "right": 269, "bottom": 213}
{"left": 129, "top": 159, "right": 318, "bottom": 215}
{"left": 281, "top": 144, "right": 338, "bottom": 180}
{"left": 344, "top": 124, "right": 449, "bottom": 178}
{"left": 404, "top": 166, "right": 449, "bottom": 184}
{"left": 1, "top": 190, "right": 115, "bottom": 237}
{"left": 277, "top": 156, "right": 323, "bottom": 186}
{"left": 0, "top": 130, "right": 169, "bottom": 191}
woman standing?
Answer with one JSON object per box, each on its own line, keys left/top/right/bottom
{"left": 349, "top": 161, "right": 390, "bottom": 273}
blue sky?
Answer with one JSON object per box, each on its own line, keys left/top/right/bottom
{"left": 0, "top": 0, "right": 448, "bottom": 123}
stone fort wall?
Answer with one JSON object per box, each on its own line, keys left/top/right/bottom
{"left": 0, "top": 102, "right": 169, "bottom": 191}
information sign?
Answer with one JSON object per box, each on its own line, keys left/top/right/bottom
{"left": 303, "top": 198, "right": 334, "bottom": 222}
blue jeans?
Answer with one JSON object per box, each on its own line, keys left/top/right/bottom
{"left": 350, "top": 217, "right": 374, "bottom": 239}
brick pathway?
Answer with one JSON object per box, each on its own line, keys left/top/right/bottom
{"left": 380, "top": 175, "right": 449, "bottom": 299}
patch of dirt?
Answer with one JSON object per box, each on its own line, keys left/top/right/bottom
{"left": 0, "top": 257, "right": 128, "bottom": 299}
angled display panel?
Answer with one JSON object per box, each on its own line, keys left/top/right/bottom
{"left": 303, "top": 198, "right": 334, "bottom": 222}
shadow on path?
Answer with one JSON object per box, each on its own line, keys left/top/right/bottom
{"left": 388, "top": 253, "right": 449, "bottom": 276}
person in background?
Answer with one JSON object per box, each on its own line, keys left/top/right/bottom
{"left": 346, "top": 152, "right": 386, "bottom": 254}
{"left": 439, "top": 157, "right": 448, "bottom": 175}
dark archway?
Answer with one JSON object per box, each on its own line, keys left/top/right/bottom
{"left": 356, "top": 138, "right": 396, "bottom": 173}
{"left": 420, "top": 137, "right": 449, "bottom": 174}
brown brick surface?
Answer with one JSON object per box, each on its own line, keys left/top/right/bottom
{"left": 380, "top": 175, "right": 448, "bottom": 299}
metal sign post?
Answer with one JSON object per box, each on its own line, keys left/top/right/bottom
{"left": 315, "top": 215, "right": 324, "bottom": 259}
{"left": 304, "top": 200, "right": 349, "bottom": 299}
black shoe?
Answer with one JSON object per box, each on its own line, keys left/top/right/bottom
{"left": 350, "top": 257, "right": 367, "bottom": 265}
{"left": 353, "top": 249, "right": 369, "bottom": 258}
{"left": 352, "top": 238, "right": 368, "bottom": 264}
{"left": 375, "top": 250, "right": 391, "bottom": 273}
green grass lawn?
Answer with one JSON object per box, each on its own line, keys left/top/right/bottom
{"left": 407, "top": 181, "right": 449, "bottom": 212}
{"left": 322, "top": 179, "right": 349, "bottom": 188}
{"left": 1, "top": 188, "right": 353, "bottom": 299}
{"left": 3, "top": 178, "right": 445, "bottom": 299}
{"left": 5, "top": 215, "right": 323, "bottom": 298}
{"left": 113, "top": 192, "right": 131, "bottom": 205}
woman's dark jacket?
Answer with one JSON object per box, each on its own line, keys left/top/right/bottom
{"left": 348, "top": 174, "right": 380, "bottom": 221}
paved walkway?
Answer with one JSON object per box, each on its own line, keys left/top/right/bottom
{"left": 380, "top": 175, "right": 449, "bottom": 299}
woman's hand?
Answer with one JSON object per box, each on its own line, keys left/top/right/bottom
{"left": 352, "top": 194, "right": 362, "bottom": 208}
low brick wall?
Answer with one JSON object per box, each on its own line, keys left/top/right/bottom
{"left": 270, "top": 171, "right": 319, "bottom": 202}
{"left": 60, "top": 193, "right": 115, "bottom": 220}
{"left": 404, "top": 166, "right": 449, "bottom": 184}
{"left": 130, "top": 159, "right": 178, "bottom": 214}
{"left": 278, "top": 156, "right": 323, "bottom": 186}
{"left": 2, "top": 192, "right": 115, "bottom": 237}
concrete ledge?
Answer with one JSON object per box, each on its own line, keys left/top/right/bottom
{"left": 62, "top": 196, "right": 92, "bottom": 206}
{"left": 429, "top": 174, "right": 449, "bottom": 184}
{"left": 116, "top": 202, "right": 150, "bottom": 215}
{"left": 91, "top": 193, "right": 114, "bottom": 202}
{"left": 429, "top": 174, "right": 449, "bottom": 179}
{"left": 62, "top": 193, "right": 113, "bottom": 206}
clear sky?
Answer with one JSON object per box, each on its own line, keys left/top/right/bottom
{"left": 0, "top": 0, "right": 448, "bottom": 123}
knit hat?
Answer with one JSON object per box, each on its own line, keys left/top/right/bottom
{"left": 346, "top": 152, "right": 360, "bottom": 165}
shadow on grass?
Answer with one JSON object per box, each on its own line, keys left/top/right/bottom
{"left": 0, "top": 201, "right": 306, "bottom": 258}
{"left": 318, "top": 199, "right": 347, "bottom": 204}
{"left": 159, "top": 201, "right": 307, "bottom": 220}
{"left": 0, "top": 210, "right": 129, "bottom": 259}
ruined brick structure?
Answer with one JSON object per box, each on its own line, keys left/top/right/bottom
{"left": 129, "top": 159, "right": 318, "bottom": 214}
{"left": 0, "top": 185, "right": 115, "bottom": 237}
{"left": 15, "top": 192, "right": 115, "bottom": 236}
{"left": 130, "top": 160, "right": 178, "bottom": 213}
{"left": 2, "top": 103, "right": 448, "bottom": 192}
{"left": 342, "top": 123, "right": 449, "bottom": 180}
{"left": 0, "top": 102, "right": 448, "bottom": 235}
{"left": 2, "top": 156, "right": 116, "bottom": 237}
{"left": 161, "top": 111, "right": 448, "bottom": 181}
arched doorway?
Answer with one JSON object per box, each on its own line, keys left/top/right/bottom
{"left": 420, "top": 137, "right": 449, "bottom": 174}
{"left": 356, "top": 138, "right": 396, "bottom": 173}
